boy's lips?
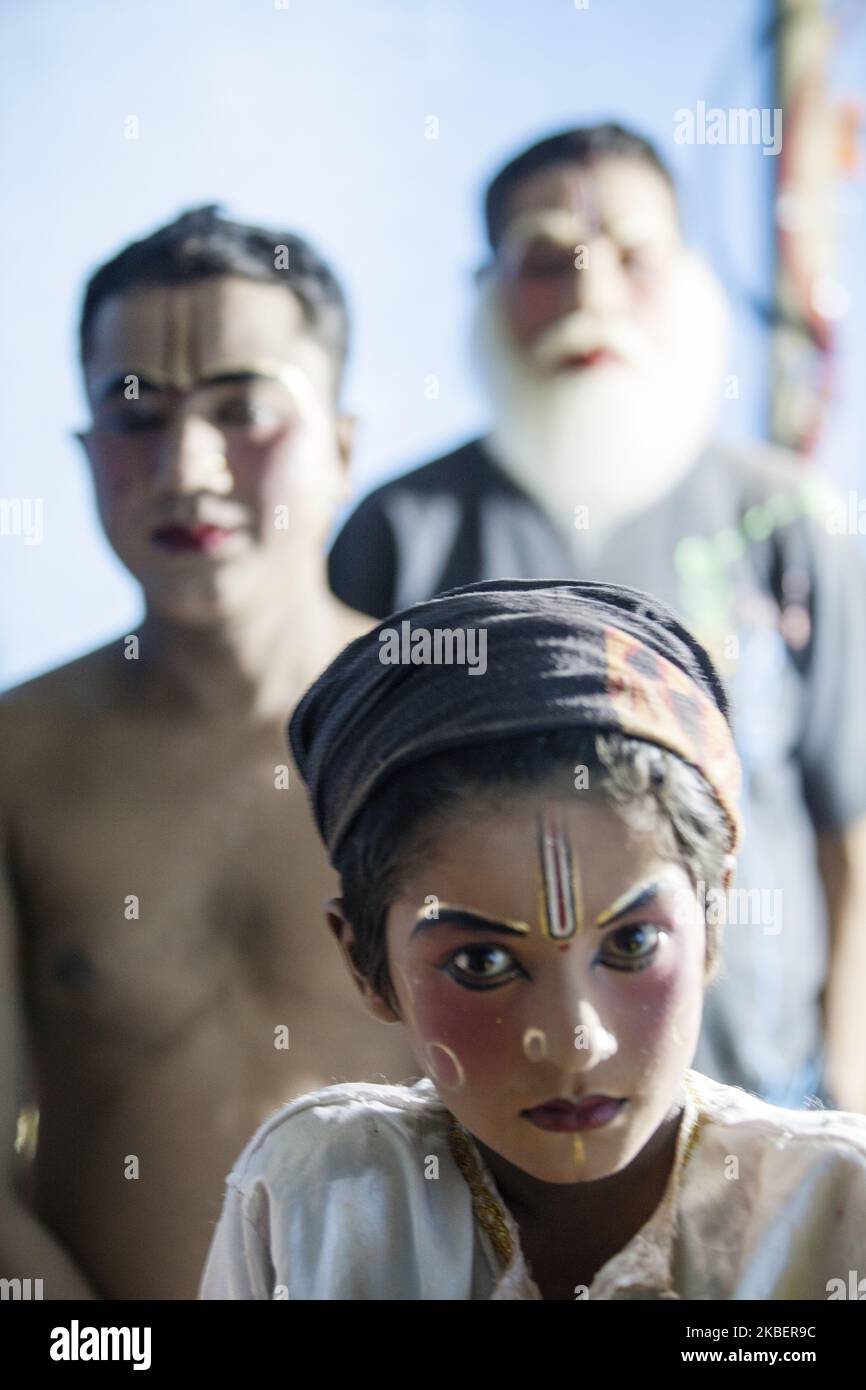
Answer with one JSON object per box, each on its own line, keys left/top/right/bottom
{"left": 151, "top": 523, "right": 243, "bottom": 552}
{"left": 521, "top": 1096, "right": 626, "bottom": 1132}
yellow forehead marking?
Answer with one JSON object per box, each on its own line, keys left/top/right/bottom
{"left": 199, "top": 358, "right": 320, "bottom": 414}
{"left": 594, "top": 873, "right": 671, "bottom": 929}
{"left": 607, "top": 209, "right": 672, "bottom": 247}
{"left": 110, "top": 357, "right": 320, "bottom": 413}
{"left": 162, "top": 296, "right": 194, "bottom": 390}
{"left": 419, "top": 903, "right": 531, "bottom": 935}
{"left": 574, "top": 858, "right": 584, "bottom": 935}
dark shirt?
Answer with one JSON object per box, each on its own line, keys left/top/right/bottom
{"left": 329, "top": 437, "right": 866, "bottom": 1105}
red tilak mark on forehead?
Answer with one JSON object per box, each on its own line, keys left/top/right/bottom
{"left": 558, "top": 943, "right": 571, "bottom": 952}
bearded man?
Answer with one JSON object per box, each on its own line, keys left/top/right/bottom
{"left": 329, "top": 123, "right": 866, "bottom": 1114}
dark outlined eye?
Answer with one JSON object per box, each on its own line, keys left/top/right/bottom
{"left": 105, "top": 409, "right": 166, "bottom": 433}
{"left": 442, "top": 944, "right": 523, "bottom": 990}
{"left": 598, "top": 923, "right": 661, "bottom": 972}
{"left": 216, "top": 398, "right": 281, "bottom": 428}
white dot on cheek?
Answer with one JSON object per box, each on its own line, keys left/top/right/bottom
{"left": 425, "top": 1041, "right": 465, "bottom": 1091}
{"left": 523, "top": 1027, "right": 549, "bottom": 1062}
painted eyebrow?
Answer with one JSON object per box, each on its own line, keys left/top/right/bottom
{"left": 520, "top": 221, "right": 661, "bottom": 252}
{"left": 196, "top": 369, "right": 284, "bottom": 388}
{"left": 521, "top": 234, "right": 577, "bottom": 251}
{"left": 95, "top": 369, "right": 284, "bottom": 401}
{"left": 594, "top": 878, "right": 669, "bottom": 929}
{"left": 599, "top": 213, "right": 667, "bottom": 242}
{"left": 410, "top": 904, "right": 531, "bottom": 940}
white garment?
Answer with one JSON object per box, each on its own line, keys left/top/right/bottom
{"left": 199, "top": 1069, "right": 866, "bottom": 1300}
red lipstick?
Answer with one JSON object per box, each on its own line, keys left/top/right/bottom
{"left": 522, "top": 1096, "right": 625, "bottom": 1132}
{"left": 152, "top": 523, "right": 238, "bottom": 553}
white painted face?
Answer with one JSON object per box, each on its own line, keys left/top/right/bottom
{"left": 386, "top": 789, "right": 705, "bottom": 1184}
{"left": 471, "top": 158, "right": 730, "bottom": 547}
{"left": 81, "top": 275, "right": 349, "bottom": 625}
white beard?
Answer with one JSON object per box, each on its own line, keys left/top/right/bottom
{"left": 471, "top": 253, "right": 731, "bottom": 558}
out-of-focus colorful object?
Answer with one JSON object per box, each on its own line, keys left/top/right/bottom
{"left": 772, "top": 0, "right": 863, "bottom": 454}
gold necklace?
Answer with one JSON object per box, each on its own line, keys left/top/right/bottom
{"left": 680, "top": 1073, "right": 709, "bottom": 1172}
{"left": 447, "top": 1116, "right": 514, "bottom": 1269}
{"left": 448, "top": 1077, "right": 705, "bottom": 1274}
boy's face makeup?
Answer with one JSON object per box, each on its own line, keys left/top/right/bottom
{"left": 386, "top": 792, "right": 704, "bottom": 1185}
{"left": 79, "top": 275, "right": 348, "bottom": 624}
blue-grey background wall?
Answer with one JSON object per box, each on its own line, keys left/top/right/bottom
{"left": 1, "top": 0, "right": 863, "bottom": 687}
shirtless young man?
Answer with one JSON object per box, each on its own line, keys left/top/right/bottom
{"left": 0, "top": 207, "right": 415, "bottom": 1299}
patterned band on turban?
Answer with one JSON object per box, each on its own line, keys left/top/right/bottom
{"left": 288, "top": 580, "right": 742, "bottom": 875}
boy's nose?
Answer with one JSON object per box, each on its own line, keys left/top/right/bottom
{"left": 571, "top": 998, "right": 618, "bottom": 1070}
{"left": 156, "top": 416, "right": 233, "bottom": 495}
{"left": 527, "top": 995, "right": 618, "bottom": 1072}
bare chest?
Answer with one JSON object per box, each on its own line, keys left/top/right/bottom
{"left": 14, "top": 728, "right": 337, "bottom": 1047}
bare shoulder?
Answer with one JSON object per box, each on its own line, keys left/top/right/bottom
{"left": 0, "top": 640, "right": 127, "bottom": 778}
{"left": 1, "top": 639, "right": 126, "bottom": 709}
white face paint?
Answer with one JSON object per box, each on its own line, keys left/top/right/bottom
{"left": 425, "top": 1041, "right": 466, "bottom": 1090}
{"left": 470, "top": 255, "right": 731, "bottom": 555}
{"left": 573, "top": 998, "right": 619, "bottom": 1065}
{"left": 82, "top": 277, "right": 346, "bottom": 624}
{"left": 387, "top": 794, "right": 705, "bottom": 1185}
{"left": 523, "top": 1027, "right": 549, "bottom": 1061}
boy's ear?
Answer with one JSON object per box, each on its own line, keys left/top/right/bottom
{"left": 74, "top": 429, "right": 94, "bottom": 464}
{"left": 703, "top": 920, "right": 721, "bottom": 985}
{"left": 334, "top": 414, "right": 357, "bottom": 473}
{"left": 325, "top": 897, "right": 400, "bottom": 1024}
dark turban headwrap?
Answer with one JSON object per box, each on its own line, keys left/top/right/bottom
{"left": 289, "top": 580, "right": 742, "bottom": 881}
